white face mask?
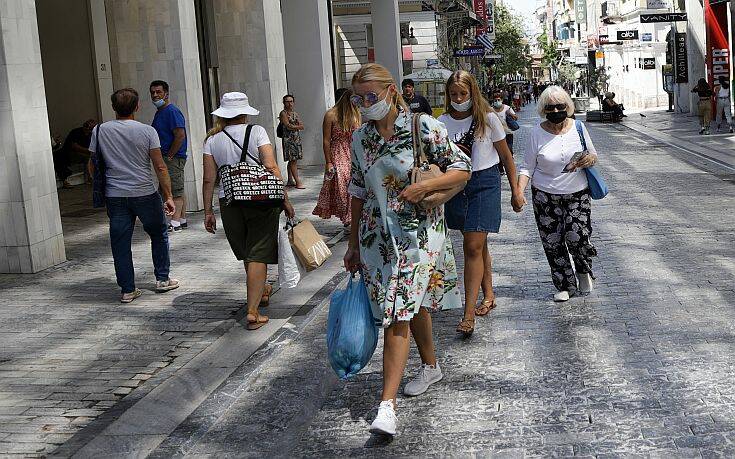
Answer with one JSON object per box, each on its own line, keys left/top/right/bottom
{"left": 359, "top": 92, "right": 391, "bottom": 121}
{"left": 451, "top": 98, "right": 472, "bottom": 112}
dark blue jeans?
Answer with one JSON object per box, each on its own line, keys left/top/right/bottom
{"left": 106, "top": 192, "right": 170, "bottom": 293}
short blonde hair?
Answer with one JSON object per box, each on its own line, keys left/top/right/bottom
{"left": 537, "top": 85, "right": 575, "bottom": 117}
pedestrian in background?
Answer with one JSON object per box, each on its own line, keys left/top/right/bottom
{"left": 401, "top": 78, "right": 433, "bottom": 115}
{"left": 714, "top": 76, "right": 733, "bottom": 133}
{"left": 491, "top": 89, "right": 519, "bottom": 175}
{"left": 150, "top": 80, "right": 189, "bottom": 232}
{"left": 88, "top": 88, "right": 179, "bottom": 303}
{"left": 438, "top": 70, "right": 525, "bottom": 337}
{"left": 202, "top": 92, "right": 295, "bottom": 330}
{"left": 344, "top": 63, "right": 470, "bottom": 437}
{"left": 313, "top": 88, "right": 361, "bottom": 232}
{"left": 692, "top": 78, "right": 714, "bottom": 135}
{"left": 516, "top": 86, "right": 598, "bottom": 302}
{"left": 279, "top": 94, "right": 305, "bottom": 188}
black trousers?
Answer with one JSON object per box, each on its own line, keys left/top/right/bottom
{"left": 532, "top": 187, "right": 597, "bottom": 293}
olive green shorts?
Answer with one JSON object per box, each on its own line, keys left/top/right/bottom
{"left": 219, "top": 199, "right": 281, "bottom": 264}
{"left": 164, "top": 156, "right": 186, "bottom": 198}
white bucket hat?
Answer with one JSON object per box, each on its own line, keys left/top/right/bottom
{"left": 211, "top": 92, "right": 260, "bottom": 118}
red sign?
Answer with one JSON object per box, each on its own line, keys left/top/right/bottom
{"left": 474, "top": 0, "right": 488, "bottom": 36}
{"left": 705, "top": 0, "right": 729, "bottom": 90}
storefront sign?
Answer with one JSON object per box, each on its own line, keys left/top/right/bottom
{"left": 599, "top": 34, "right": 610, "bottom": 44}
{"left": 485, "top": 0, "right": 496, "bottom": 41}
{"left": 575, "top": 0, "right": 587, "bottom": 25}
{"left": 617, "top": 30, "right": 639, "bottom": 40}
{"left": 674, "top": 32, "right": 688, "bottom": 82}
{"left": 646, "top": 0, "right": 669, "bottom": 9}
{"left": 640, "top": 13, "right": 687, "bottom": 22}
{"left": 705, "top": 0, "right": 729, "bottom": 89}
{"left": 474, "top": 0, "right": 488, "bottom": 36}
{"left": 454, "top": 47, "right": 486, "bottom": 57}
{"left": 641, "top": 33, "right": 653, "bottom": 41}
{"left": 643, "top": 58, "right": 656, "bottom": 69}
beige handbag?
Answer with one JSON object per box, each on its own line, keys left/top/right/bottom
{"left": 409, "top": 114, "right": 467, "bottom": 210}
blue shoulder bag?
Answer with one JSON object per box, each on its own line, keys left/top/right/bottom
{"left": 574, "top": 120, "right": 608, "bottom": 200}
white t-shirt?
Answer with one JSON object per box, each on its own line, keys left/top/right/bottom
{"left": 718, "top": 86, "right": 730, "bottom": 98}
{"left": 203, "top": 124, "right": 271, "bottom": 198}
{"left": 492, "top": 104, "right": 517, "bottom": 134}
{"left": 519, "top": 121, "right": 597, "bottom": 194}
{"left": 437, "top": 112, "right": 506, "bottom": 171}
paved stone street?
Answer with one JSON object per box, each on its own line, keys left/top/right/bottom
{"left": 153, "top": 108, "right": 735, "bottom": 457}
{"left": 0, "top": 171, "right": 343, "bottom": 457}
{"left": 2, "top": 106, "right": 735, "bottom": 457}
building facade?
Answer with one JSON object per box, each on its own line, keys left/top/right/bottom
{"left": 0, "top": 0, "right": 405, "bottom": 273}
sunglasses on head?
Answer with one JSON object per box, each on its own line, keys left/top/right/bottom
{"left": 544, "top": 103, "right": 567, "bottom": 111}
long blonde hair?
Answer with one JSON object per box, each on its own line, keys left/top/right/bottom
{"left": 334, "top": 89, "right": 361, "bottom": 131}
{"left": 351, "top": 63, "right": 409, "bottom": 114}
{"left": 204, "top": 115, "right": 247, "bottom": 142}
{"left": 444, "top": 70, "right": 492, "bottom": 139}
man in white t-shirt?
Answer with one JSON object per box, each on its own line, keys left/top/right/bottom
{"left": 88, "top": 88, "right": 179, "bottom": 303}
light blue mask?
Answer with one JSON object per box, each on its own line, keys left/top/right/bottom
{"left": 153, "top": 98, "right": 166, "bottom": 108}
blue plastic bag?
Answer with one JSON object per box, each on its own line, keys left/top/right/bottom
{"left": 327, "top": 275, "right": 379, "bottom": 379}
{"left": 575, "top": 120, "right": 608, "bottom": 200}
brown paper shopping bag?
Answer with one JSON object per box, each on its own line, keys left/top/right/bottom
{"left": 288, "top": 219, "right": 332, "bottom": 271}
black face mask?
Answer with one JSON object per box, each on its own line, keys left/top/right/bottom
{"left": 546, "top": 111, "right": 567, "bottom": 124}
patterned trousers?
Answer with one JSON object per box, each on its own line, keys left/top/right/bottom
{"left": 531, "top": 187, "right": 597, "bottom": 293}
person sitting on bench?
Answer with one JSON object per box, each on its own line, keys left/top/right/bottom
{"left": 602, "top": 92, "right": 626, "bottom": 121}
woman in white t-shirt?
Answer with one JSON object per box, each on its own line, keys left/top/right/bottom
{"left": 202, "top": 92, "right": 295, "bottom": 330}
{"left": 516, "top": 86, "right": 598, "bottom": 302}
{"left": 438, "top": 71, "right": 526, "bottom": 337}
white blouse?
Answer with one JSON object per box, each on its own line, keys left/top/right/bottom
{"left": 519, "top": 121, "right": 597, "bottom": 194}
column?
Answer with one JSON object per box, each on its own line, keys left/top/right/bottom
{"left": 0, "top": 1, "right": 66, "bottom": 273}
{"left": 105, "top": 0, "right": 207, "bottom": 210}
{"left": 371, "top": 0, "right": 403, "bottom": 83}
{"left": 212, "top": 0, "right": 289, "bottom": 169}
{"left": 281, "top": 0, "right": 335, "bottom": 165}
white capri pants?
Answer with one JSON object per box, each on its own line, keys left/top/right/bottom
{"left": 716, "top": 97, "right": 732, "bottom": 126}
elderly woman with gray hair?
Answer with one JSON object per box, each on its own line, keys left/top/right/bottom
{"left": 515, "top": 86, "right": 599, "bottom": 302}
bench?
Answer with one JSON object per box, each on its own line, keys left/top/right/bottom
{"left": 586, "top": 110, "right": 617, "bottom": 122}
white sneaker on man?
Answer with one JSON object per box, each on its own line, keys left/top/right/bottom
{"left": 403, "top": 363, "right": 443, "bottom": 397}
{"left": 369, "top": 400, "right": 397, "bottom": 436}
{"left": 577, "top": 272, "right": 593, "bottom": 294}
{"left": 553, "top": 291, "right": 570, "bottom": 302}
{"left": 155, "top": 278, "right": 180, "bottom": 292}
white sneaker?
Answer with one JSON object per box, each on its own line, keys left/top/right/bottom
{"left": 577, "top": 272, "right": 593, "bottom": 294}
{"left": 369, "top": 400, "right": 397, "bottom": 436}
{"left": 553, "top": 291, "right": 570, "bottom": 302}
{"left": 403, "top": 363, "right": 443, "bottom": 397}
{"left": 155, "top": 278, "right": 180, "bottom": 292}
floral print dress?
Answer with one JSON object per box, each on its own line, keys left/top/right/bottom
{"left": 348, "top": 112, "right": 471, "bottom": 328}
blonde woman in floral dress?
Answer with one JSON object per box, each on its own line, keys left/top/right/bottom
{"left": 313, "top": 88, "right": 360, "bottom": 230}
{"left": 343, "top": 64, "right": 471, "bottom": 437}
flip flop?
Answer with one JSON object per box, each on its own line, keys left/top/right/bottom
{"left": 246, "top": 313, "right": 269, "bottom": 330}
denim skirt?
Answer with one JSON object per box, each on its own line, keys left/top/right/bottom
{"left": 445, "top": 164, "right": 501, "bottom": 233}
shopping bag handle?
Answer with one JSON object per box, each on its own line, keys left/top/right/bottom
{"left": 284, "top": 217, "right": 300, "bottom": 231}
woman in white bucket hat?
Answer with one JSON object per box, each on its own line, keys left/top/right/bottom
{"left": 202, "top": 92, "right": 295, "bottom": 330}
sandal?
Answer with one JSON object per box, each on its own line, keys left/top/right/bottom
{"left": 260, "top": 284, "right": 273, "bottom": 307}
{"left": 475, "top": 298, "right": 497, "bottom": 317}
{"left": 246, "top": 313, "right": 269, "bottom": 330}
{"left": 456, "top": 318, "right": 475, "bottom": 337}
